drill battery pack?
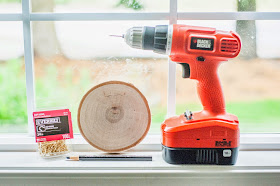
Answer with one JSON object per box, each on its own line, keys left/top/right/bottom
{"left": 161, "top": 114, "right": 239, "bottom": 165}
{"left": 162, "top": 146, "right": 238, "bottom": 165}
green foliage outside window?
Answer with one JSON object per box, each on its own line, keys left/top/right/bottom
{"left": 116, "top": 0, "right": 143, "bottom": 10}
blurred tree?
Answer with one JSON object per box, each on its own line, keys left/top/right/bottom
{"left": 2, "top": 0, "right": 144, "bottom": 58}
{"left": 116, "top": 0, "right": 143, "bottom": 10}
{"left": 236, "top": 0, "right": 257, "bottom": 59}
{"left": 32, "top": 0, "right": 62, "bottom": 58}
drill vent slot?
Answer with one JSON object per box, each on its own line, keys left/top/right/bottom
{"left": 196, "top": 149, "right": 218, "bottom": 164}
{"left": 220, "top": 39, "right": 239, "bottom": 53}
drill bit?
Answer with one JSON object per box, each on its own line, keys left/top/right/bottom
{"left": 109, "top": 34, "right": 124, "bottom": 38}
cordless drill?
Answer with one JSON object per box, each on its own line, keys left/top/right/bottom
{"left": 113, "top": 24, "right": 241, "bottom": 165}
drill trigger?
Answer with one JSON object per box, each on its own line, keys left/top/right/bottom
{"left": 179, "top": 63, "right": 190, "bottom": 78}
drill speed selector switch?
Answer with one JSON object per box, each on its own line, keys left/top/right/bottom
{"left": 184, "top": 109, "right": 193, "bottom": 120}
{"left": 113, "top": 24, "right": 241, "bottom": 165}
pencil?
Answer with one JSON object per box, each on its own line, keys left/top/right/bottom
{"left": 66, "top": 155, "right": 152, "bottom": 161}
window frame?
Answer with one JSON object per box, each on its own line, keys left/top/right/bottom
{"left": 1, "top": 133, "right": 280, "bottom": 152}
{"left": 0, "top": 0, "right": 280, "bottom": 138}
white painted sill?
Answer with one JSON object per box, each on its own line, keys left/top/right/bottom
{"left": 0, "top": 133, "right": 280, "bottom": 184}
{"left": 1, "top": 151, "right": 280, "bottom": 185}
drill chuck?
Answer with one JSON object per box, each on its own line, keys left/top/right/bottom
{"left": 124, "top": 25, "right": 171, "bottom": 54}
{"left": 124, "top": 27, "right": 143, "bottom": 49}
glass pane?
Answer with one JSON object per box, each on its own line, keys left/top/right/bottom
{"left": 175, "top": 20, "right": 280, "bottom": 133}
{"left": 0, "top": 0, "right": 21, "bottom": 13}
{"left": 257, "top": 0, "right": 280, "bottom": 12}
{"left": 178, "top": 0, "right": 236, "bottom": 12}
{"left": 32, "top": 21, "right": 168, "bottom": 133}
{"left": 0, "top": 21, "right": 26, "bottom": 133}
{"left": 31, "top": 0, "right": 169, "bottom": 13}
{"left": 178, "top": 0, "right": 280, "bottom": 12}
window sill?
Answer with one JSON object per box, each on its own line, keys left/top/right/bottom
{"left": 0, "top": 150, "right": 280, "bottom": 185}
{"left": 1, "top": 134, "right": 280, "bottom": 184}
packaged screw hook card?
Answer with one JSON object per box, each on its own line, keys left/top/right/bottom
{"left": 33, "top": 109, "right": 74, "bottom": 158}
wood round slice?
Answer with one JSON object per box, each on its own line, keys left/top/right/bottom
{"left": 78, "top": 81, "right": 151, "bottom": 153}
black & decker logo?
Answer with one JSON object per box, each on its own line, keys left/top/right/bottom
{"left": 190, "top": 37, "right": 214, "bottom": 51}
{"left": 215, "top": 141, "right": 232, "bottom": 147}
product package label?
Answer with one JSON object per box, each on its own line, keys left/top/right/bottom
{"left": 33, "top": 109, "right": 74, "bottom": 142}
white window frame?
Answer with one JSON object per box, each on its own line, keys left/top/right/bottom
{"left": 0, "top": 0, "right": 280, "bottom": 146}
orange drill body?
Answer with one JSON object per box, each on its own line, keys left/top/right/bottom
{"left": 118, "top": 24, "right": 241, "bottom": 164}
{"left": 161, "top": 24, "right": 241, "bottom": 164}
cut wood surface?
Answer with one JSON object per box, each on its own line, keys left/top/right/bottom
{"left": 78, "top": 81, "right": 151, "bottom": 153}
